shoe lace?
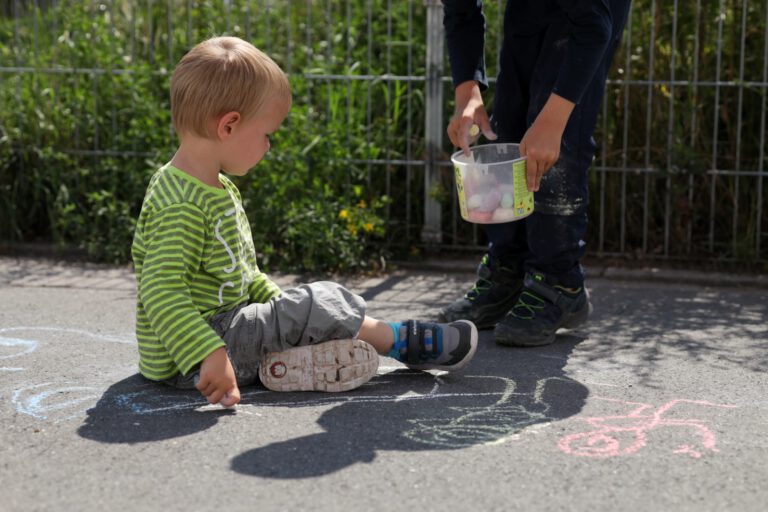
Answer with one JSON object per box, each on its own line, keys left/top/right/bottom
{"left": 511, "top": 275, "right": 583, "bottom": 319}
{"left": 510, "top": 290, "right": 546, "bottom": 320}
{"left": 466, "top": 255, "right": 500, "bottom": 300}
{"left": 466, "top": 276, "right": 493, "bottom": 299}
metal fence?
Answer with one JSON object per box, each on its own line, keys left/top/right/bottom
{"left": 2, "top": 0, "right": 767, "bottom": 264}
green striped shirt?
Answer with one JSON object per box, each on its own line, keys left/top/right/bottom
{"left": 132, "top": 163, "right": 281, "bottom": 380}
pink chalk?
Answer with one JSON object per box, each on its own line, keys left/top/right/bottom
{"left": 467, "top": 210, "right": 493, "bottom": 222}
{"left": 557, "top": 397, "right": 737, "bottom": 459}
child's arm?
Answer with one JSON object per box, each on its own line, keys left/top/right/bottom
{"left": 247, "top": 271, "right": 282, "bottom": 304}
{"left": 519, "top": 93, "right": 575, "bottom": 191}
{"left": 138, "top": 203, "right": 230, "bottom": 384}
{"left": 196, "top": 347, "right": 241, "bottom": 406}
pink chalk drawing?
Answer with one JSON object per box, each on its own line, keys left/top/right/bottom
{"left": 558, "top": 398, "right": 736, "bottom": 458}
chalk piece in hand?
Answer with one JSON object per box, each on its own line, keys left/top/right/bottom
{"left": 469, "top": 124, "right": 480, "bottom": 137}
{"left": 221, "top": 392, "right": 237, "bottom": 410}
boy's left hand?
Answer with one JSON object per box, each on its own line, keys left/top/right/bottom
{"left": 520, "top": 93, "right": 575, "bottom": 192}
{"left": 196, "top": 347, "right": 241, "bottom": 407}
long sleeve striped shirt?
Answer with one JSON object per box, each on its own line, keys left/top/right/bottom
{"left": 131, "top": 163, "right": 282, "bottom": 380}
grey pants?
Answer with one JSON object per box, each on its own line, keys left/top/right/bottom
{"left": 166, "top": 281, "right": 366, "bottom": 388}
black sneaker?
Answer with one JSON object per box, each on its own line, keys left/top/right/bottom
{"left": 393, "top": 320, "right": 478, "bottom": 371}
{"left": 494, "top": 272, "right": 592, "bottom": 347}
{"left": 437, "top": 255, "right": 523, "bottom": 329}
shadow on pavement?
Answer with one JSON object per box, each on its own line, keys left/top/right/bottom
{"left": 584, "top": 282, "right": 768, "bottom": 383}
{"left": 77, "top": 374, "right": 232, "bottom": 443}
{"left": 231, "top": 332, "right": 587, "bottom": 479}
{"left": 75, "top": 331, "right": 588, "bottom": 471}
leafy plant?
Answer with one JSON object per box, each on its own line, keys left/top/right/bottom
{"left": 1, "top": 0, "right": 766, "bottom": 268}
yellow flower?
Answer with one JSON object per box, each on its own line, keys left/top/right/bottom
{"left": 357, "top": 200, "right": 367, "bottom": 209}
{"left": 362, "top": 222, "right": 374, "bottom": 233}
{"left": 339, "top": 209, "right": 349, "bottom": 219}
{"left": 347, "top": 224, "right": 358, "bottom": 236}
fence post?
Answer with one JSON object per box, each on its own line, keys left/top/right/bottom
{"left": 422, "top": 0, "right": 444, "bottom": 244}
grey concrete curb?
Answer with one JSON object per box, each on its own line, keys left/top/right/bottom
{"left": 395, "top": 258, "right": 768, "bottom": 289}
{"left": 2, "top": 255, "right": 767, "bottom": 290}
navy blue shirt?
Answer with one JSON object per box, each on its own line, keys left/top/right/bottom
{"left": 442, "top": 0, "right": 616, "bottom": 104}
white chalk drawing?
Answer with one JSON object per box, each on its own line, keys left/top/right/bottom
{"left": 0, "top": 327, "right": 134, "bottom": 345}
{"left": 105, "top": 372, "right": 573, "bottom": 449}
{"left": 3, "top": 326, "right": 738, "bottom": 459}
{"left": 402, "top": 376, "right": 572, "bottom": 448}
{"left": 8, "top": 336, "right": 519, "bottom": 424}
{"left": 558, "top": 397, "right": 737, "bottom": 458}
{"left": 12, "top": 382, "right": 101, "bottom": 420}
{"left": 0, "top": 335, "right": 38, "bottom": 362}
{"left": 1, "top": 326, "right": 135, "bottom": 422}
{"left": 113, "top": 388, "right": 218, "bottom": 415}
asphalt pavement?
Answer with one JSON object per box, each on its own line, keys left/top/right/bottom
{"left": 1, "top": 256, "right": 766, "bottom": 512}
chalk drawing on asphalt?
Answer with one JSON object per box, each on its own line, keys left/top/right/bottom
{"left": 3, "top": 326, "right": 739, "bottom": 459}
{"left": 0, "top": 335, "right": 38, "bottom": 362}
{"left": 0, "top": 326, "right": 135, "bottom": 345}
{"left": 402, "top": 376, "right": 572, "bottom": 448}
{"left": 557, "top": 397, "right": 737, "bottom": 458}
{"left": 12, "top": 382, "right": 101, "bottom": 420}
{"left": 2, "top": 326, "right": 135, "bottom": 422}
{"left": 101, "top": 375, "right": 506, "bottom": 417}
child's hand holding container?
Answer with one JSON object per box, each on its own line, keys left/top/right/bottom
{"left": 452, "top": 143, "right": 534, "bottom": 224}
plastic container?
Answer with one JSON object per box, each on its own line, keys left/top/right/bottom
{"left": 451, "top": 143, "right": 534, "bottom": 224}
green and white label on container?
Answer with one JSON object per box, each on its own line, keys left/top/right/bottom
{"left": 512, "top": 159, "right": 534, "bottom": 219}
{"left": 454, "top": 165, "right": 469, "bottom": 219}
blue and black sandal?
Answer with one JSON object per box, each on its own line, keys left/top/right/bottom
{"left": 390, "top": 319, "right": 478, "bottom": 371}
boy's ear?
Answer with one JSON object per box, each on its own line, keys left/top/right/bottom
{"left": 216, "top": 111, "right": 241, "bottom": 140}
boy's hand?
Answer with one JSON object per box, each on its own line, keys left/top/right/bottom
{"left": 196, "top": 347, "right": 241, "bottom": 407}
{"left": 447, "top": 81, "right": 497, "bottom": 156}
{"left": 520, "top": 93, "right": 575, "bottom": 192}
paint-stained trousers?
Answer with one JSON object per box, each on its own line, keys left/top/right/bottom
{"left": 486, "top": 1, "right": 630, "bottom": 288}
{"left": 164, "top": 282, "right": 366, "bottom": 388}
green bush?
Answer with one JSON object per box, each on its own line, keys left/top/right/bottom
{"left": 0, "top": 0, "right": 404, "bottom": 271}
{"left": 238, "top": 76, "right": 391, "bottom": 272}
{"left": 2, "top": 1, "right": 767, "bottom": 267}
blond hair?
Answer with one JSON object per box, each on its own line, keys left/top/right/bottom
{"left": 170, "top": 36, "right": 291, "bottom": 138}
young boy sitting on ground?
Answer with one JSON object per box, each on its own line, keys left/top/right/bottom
{"left": 132, "top": 36, "right": 478, "bottom": 407}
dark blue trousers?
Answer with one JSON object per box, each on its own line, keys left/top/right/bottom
{"left": 485, "top": 0, "right": 630, "bottom": 289}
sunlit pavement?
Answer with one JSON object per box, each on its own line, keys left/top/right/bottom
{"left": 1, "top": 256, "right": 766, "bottom": 512}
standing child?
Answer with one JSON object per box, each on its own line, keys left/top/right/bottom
{"left": 439, "top": 0, "right": 631, "bottom": 347}
{"left": 132, "top": 36, "right": 477, "bottom": 407}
